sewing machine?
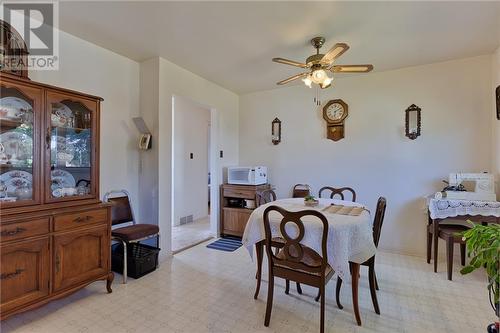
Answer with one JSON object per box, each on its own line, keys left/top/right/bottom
{"left": 436, "top": 173, "right": 496, "bottom": 201}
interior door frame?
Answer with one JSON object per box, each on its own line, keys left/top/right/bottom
{"left": 170, "top": 95, "right": 219, "bottom": 253}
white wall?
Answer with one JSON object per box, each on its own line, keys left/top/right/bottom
{"left": 492, "top": 46, "right": 500, "bottom": 199}
{"left": 173, "top": 96, "right": 210, "bottom": 226}
{"left": 29, "top": 30, "right": 141, "bottom": 212}
{"left": 239, "top": 55, "right": 493, "bottom": 257}
{"left": 139, "top": 57, "right": 239, "bottom": 257}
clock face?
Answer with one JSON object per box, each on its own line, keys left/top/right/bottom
{"left": 326, "top": 103, "right": 345, "bottom": 121}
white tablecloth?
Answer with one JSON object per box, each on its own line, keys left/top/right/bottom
{"left": 428, "top": 198, "right": 500, "bottom": 220}
{"left": 242, "top": 198, "right": 376, "bottom": 280}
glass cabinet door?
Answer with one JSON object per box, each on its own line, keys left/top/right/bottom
{"left": 0, "top": 81, "right": 41, "bottom": 207}
{"left": 45, "top": 92, "right": 97, "bottom": 202}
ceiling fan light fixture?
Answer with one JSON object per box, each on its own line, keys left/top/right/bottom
{"left": 320, "top": 77, "right": 333, "bottom": 89}
{"left": 311, "top": 69, "right": 326, "bottom": 84}
{"left": 302, "top": 75, "right": 312, "bottom": 88}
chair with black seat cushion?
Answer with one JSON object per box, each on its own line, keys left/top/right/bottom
{"left": 261, "top": 206, "right": 334, "bottom": 333}
{"left": 254, "top": 189, "right": 303, "bottom": 298}
{"left": 292, "top": 184, "right": 312, "bottom": 198}
{"left": 104, "top": 190, "right": 160, "bottom": 284}
{"left": 334, "top": 197, "right": 386, "bottom": 315}
{"left": 427, "top": 223, "right": 469, "bottom": 280}
{"left": 318, "top": 186, "right": 357, "bottom": 202}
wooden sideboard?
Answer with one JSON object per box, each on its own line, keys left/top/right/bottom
{"left": 0, "top": 72, "right": 113, "bottom": 320}
{"left": 220, "top": 184, "right": 270, "bottom": 237}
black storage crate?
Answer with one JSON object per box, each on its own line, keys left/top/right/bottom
{"left": 111, "top": 243, "right": 160, "bottom": 279}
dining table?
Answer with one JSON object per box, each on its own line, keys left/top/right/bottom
{"left": 242, "top": 197, "right": 376, "bottom": 326}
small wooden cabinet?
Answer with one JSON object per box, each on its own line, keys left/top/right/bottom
{"left": 220, "top": 184, "right": 270, "bottom": 237}
{"left": 0, "top": 72, "right": 113, "bottom": 320}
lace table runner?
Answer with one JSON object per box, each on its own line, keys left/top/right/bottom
{"left": 428, "top": 198, "right": 500, "bottom": 220}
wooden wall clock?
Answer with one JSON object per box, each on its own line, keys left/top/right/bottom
{"left": 323, "top": 99, "right": 348, "bottom": 141}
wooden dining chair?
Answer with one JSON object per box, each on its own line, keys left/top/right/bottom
{"left": 254, "top": 189, "right": 303, "bottom": 298}
{"left": 292, "top": 184, "right": 312, "bottom": 198}
{"left": 262, "top": 206, "right": 334, "bottom": 333}
{"left": 256, "top": 189, "right": 277, "bottom": 207}
{"left": 318, "top": 186, "right": 357, "bottom": 202}
{"left": 333, "top": 197, "right": 386, "bottom": 315}
{"left": 427, "top": 223, "right": 469, "bottom": 280}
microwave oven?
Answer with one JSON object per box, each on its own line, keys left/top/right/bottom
{"left": 228, "top": 166, "right": 268, "bottom": 185}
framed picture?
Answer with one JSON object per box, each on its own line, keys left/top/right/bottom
{"left": 497, "top": 85, "right": 500, "bottom": 120}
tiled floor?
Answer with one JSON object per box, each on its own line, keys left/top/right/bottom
{"left": 172, "top": 216, "right": 213, "bottom": 252}
{"left": 1, "top": 242, "right": 495, "bottom": 333}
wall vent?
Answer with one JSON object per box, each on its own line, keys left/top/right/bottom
{"left": 179, "top": 215, "right": 194, "bottom": 225}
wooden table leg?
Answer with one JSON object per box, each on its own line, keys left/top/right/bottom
{"left": 433, "top": 219, "right": 439, "bottom": 273}
{"left": 254, "top": 241, "right": 264, "bottom": 299}
{"left": 351, "top": 262, "right": 362, "bottom": 326}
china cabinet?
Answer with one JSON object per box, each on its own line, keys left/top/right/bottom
{"left": 0, "top": 72, "right": 113, "bottom": 320}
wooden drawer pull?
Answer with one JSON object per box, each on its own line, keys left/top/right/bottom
{"left": 1, "top": 268, "right": 25, "bottom": 280}
{"left": 1, "top": 227, "right": 26, "bottom": 237}
{"left": 73, "top": 216, "right": 93, "bottom": 223}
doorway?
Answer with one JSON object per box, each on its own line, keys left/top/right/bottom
{"left": 171, "top": 96, "right": 215, "bottom": 253}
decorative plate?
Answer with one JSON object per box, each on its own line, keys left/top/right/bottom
{"left": 0, "top": 131, "right": 33, "bottom": 161}
{"left": 0, "top": 97, "right": 32, "bottom": 121}
{"left": 0, "top": 170, "right": 32, "bottom": 182}
{"left": 51, "top": 103, "right": 73, "bottom": 127}
{"left": 1, "top": 177, "right": 31, "bottom": 194}
{"left": 51, "top": 169, "right": 76, "bottom": 191}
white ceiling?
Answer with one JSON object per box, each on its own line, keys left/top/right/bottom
{"left": 59, "top": 1, "right": 500, "bottom": 94}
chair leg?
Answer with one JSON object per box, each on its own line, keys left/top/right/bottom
{"left": 335, "top": 276, "right": 343, "bottom": 309}
{"left": 264, "top": 274, "right": 274, "bottom": 327}
{"left": 296, "top": 282, "right": 302, "bottom": 294}
{"left": 426, "top": 226, "right": 432, "bottom": 264}
{"left": 460, "top": 243, "right": 466, "bottom": 266}
{"left": 320, "top": 283, "right": 325, "bottom": 333}
{"left": 351, "top": 263, "right": 362, "bottom": 326}
{"left": 374, "top": 270, "right": 379, "bottom": 291}
{"left": 121, "top": 240, "right": 128, "bottom": 284}
{"left": 315, "top": 289, "right": 321, "bottom": 302}
{"left": 254, "top": 242, "right": 263, "bottom": 299}
{"left": 446, "top": 237, "right": 453, "bottom": 281}
{"left": 285, "top": 279, "right": 290, "bottom": 295}
{"left": 368, "top": 264, "right": 380, "bottom": 315}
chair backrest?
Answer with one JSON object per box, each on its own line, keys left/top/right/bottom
{"left": 292, "top": 184, "right": 311, "bottom": 198}
{"left": 263, "top": 205, "right": 329, "bottom": 275}
{"left": 256, "top": 189, "right": 277, "bottom": 207}
{"left": 104, "top": 190, "right": 135, "bottom": 226}
{"left": 372, "top": 197, "right": 387, "bottom": 247}
{"left": 318, "top": 186, "right": 356, "bottom": 202}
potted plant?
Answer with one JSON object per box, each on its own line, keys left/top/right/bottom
{"left": 460, "top": 222, "right": 500, "bottom": 333}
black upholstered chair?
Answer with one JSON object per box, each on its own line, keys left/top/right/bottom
{"left": 104, "top": 190, "right": 160, "bottom": 283}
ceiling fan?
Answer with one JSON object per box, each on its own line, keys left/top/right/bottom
{"left": 272, "top": 37, "right": 373, "bottom": 89}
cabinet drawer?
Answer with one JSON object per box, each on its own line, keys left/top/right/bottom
{"left": 223, "top": 187, "right": 255, "bottom": 199}
{"left": 54, "top": 209, "right": 108, "bottom": 231}
{"left": 0, "top": 218, "right": 49, "bottom": 242}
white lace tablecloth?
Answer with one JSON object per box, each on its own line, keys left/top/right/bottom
{"left": 242, "top": 198, "right": 376, "bottom": 281}
{"left": 428, "top": 198, "right": 500, "bottom": 220}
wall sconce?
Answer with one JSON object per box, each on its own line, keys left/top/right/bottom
{"left": 405, "top": 104, "right": 421, "bottom": 140}
{"left": 271, "top": 117, "right": 281, "bottom": 145}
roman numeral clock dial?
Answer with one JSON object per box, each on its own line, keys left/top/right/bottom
{"left": 323, "top": 99, "right": 348, "bottom": 141}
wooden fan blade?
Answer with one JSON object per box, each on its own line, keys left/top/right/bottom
{"left": 277, "top": 72, "right": 309, "bottom": 85}
{"left": 331, "top": 64, "right": 374, "bottom": 73}
{"left": 321, "top": 43, "right": 349, "bottom": 65}
{"left": 272, "top": 57, "right": 308, "bottom": 68}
